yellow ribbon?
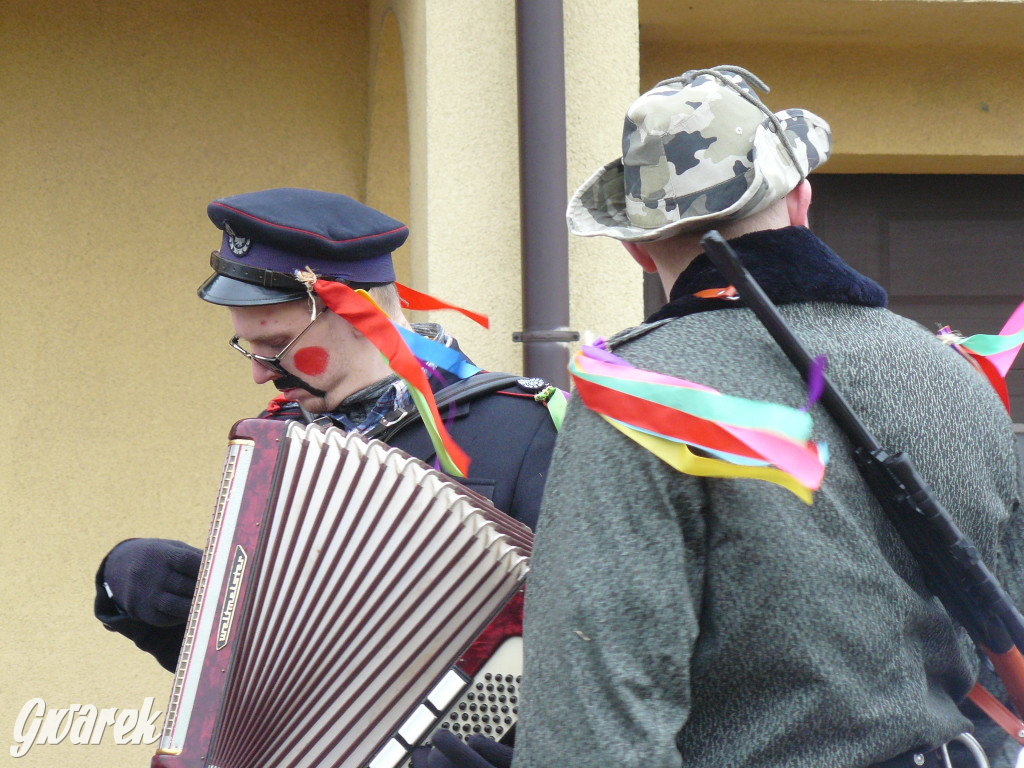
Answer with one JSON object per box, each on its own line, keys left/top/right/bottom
{"left": 604, "top": 417, "right": 814, "bottom": 504}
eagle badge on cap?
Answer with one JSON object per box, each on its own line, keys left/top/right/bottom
{"left": 223, "top": 222, "right": 251, "bottom": 256}
{"left": 227, "top": 234, "right": 251, "bottom": 256}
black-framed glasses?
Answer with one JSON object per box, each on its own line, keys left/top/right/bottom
{"left": 229, "top": 307, "right": 327, "bottom": 376}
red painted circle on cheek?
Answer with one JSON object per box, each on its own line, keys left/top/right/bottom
{"left": 292, "top": 346, "right": 330, "bottom": 376}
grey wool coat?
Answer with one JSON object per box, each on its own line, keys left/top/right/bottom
{"left": 514, "top": 229, "right": 1024, "bottom": 768}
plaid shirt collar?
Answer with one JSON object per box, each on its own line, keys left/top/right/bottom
{"left": 327, "top": 322, "right": 458, "bottom": 434}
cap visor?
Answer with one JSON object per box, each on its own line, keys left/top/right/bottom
{"left": 197, "top": 273, "right": 306, "bottom": 306}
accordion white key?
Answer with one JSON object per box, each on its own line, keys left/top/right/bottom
{"left": 153, "top": 418, "right": 532, "bottom": 768}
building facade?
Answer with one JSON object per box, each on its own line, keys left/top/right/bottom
{"left": 2, "top": 2, "right": 1021, "bottom": 766}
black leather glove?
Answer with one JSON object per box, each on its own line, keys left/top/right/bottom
{"left": 100, "top": 538, "right": 201, "bottom": 626}
{"left": 410, "top": 730, "right": 513, "bottom": 768}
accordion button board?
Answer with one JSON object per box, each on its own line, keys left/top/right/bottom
{"left": 153, "top": 418, "right": 532, "bottom": 768}
{"left": 370, "top": 635, "right": 522, "bottom": 768}
{"left": 439, "top": 637, "right": 522, "bottom": 741}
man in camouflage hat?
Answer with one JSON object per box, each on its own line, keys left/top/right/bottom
{"left": 92, "top": 189, "right": 558, "bottom": 685}
{"left": 504, "top": 66, "right": 1024, "bottom": 768}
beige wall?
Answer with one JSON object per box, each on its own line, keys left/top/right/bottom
{"left": 564, "top": 0, "right": 644, "bottom": 343}
{"left": 368, "top": 0, "right": 645, "bottom": 366}
{"left": 366, "top": 9, "right": 413, "bottom": 285}
{"left": 405, "top": 0, "right": 528, "bottom": 358}
{"left": 2, "top": 2, "right": 372, "bottom": 766}
{"left": 640, "top": 0, "right": 1024, "bottom": 174}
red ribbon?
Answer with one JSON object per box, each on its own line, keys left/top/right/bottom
{"left": 396, "top": 282, "right": 490, "bottom": 328}
{"left": 573, "top": 375, "right": 768, "bottom": 460}
{"left": 265, "top": 394, "right": 289, "bottom": 414}
{"left": 967, "top": 349, "right": 1011, "bottom": 413}
{"left": 694, "top": 285, "right": 738, "bottom": 300}
{"left": 311, "top": 279, "right": 470, "bottom": 475}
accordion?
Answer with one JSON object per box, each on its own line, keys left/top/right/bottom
{"left": 153, "top": 418, "right": 532, "bottom": 768}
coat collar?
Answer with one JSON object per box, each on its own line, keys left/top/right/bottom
{"left": 646, "top": 226, "right": 886, "bottom": 322}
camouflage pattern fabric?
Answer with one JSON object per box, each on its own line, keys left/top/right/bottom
{"left": 567, "top": 65, "right": 832, "bottom": 242}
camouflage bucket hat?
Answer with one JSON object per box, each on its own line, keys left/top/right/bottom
{"left": 567, "top": 65, "right": 832, "bottom": 242}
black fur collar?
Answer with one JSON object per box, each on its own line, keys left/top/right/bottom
{"left": 646, "top": 226, "right": 887, "bottom": 323}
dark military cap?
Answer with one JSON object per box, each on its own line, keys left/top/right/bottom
{"left": 198, "top": 188, "right": 409, "bottom": 306}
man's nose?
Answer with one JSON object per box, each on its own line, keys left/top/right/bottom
{"left": 251, "top": 359, "right": 280, "bottom": 385}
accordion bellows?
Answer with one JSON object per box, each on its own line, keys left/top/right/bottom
{"left": 154, "top": 419, "right": 532, "bottom": 768}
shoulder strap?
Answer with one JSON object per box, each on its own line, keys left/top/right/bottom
{"left": 967, "top": 683, "right": 1024, "bottom": 746}
{"left": 605, "top": 318, "right": 673, "bottom": 350}
{"left": 434, "top": 371, "right": 523, "bottom": 409}
{"left": 369, "top": 372, "right": 522, "bottom": 442}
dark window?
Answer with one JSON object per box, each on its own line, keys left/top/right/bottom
{"left": 811, "top": 174, "right": 1024, "bottom": 420}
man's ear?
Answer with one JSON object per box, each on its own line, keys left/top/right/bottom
{"left": 623, "top": 241, "right": 658, "bottom": 273}
{"left": 786, "top": 179, "right": 813, "bottom": 227}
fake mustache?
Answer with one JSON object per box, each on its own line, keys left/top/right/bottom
{"left": 273, "top": 373, "right": 328, "bottom": 399}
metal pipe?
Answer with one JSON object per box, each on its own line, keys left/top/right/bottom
{"left": 513, "top": 0, "right": 577, "bottom": 390}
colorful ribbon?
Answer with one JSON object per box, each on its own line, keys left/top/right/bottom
{"left": 569, "top": 343, "right": 826, "bottom": 503}
{"left": 536, "top": 386, "right": 568, "bottom": 432}
{"left": 396, "top": 282, "right": 490, "bottom": 328}
{"left": 306, "top": 279, "right": 470, "bottom": 476}
{"left": 938, "top": 297, "right": 1024, "bottom": 413}
{"left": 803, "top": 355, "right": 827, "bottom": 412}
{"left": 355, "top": 289, "right": 481, "bottom": 381}
{"left": 955, "top": 298, "right": 1024, "bottom": 369}
{"left": 393, "top": 324, "right": 482, "bottom": 380}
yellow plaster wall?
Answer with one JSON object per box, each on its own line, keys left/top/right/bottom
{"left": 414, "top": 0, "right": 527, "bottom": 365}
{"left": 564, "top": 0, "right": 645, "bottom": 341}
{"left": 366, "top": 10, "right": 413, "bottom": 286}
{"left": 640, "top": 1, "right": 1024, "bottom": 174}
{"left": 1, "top": 2, "right": 371, "bottom": 766}
{"left": 368, "top": 0, "right": 428, "bottom": 291}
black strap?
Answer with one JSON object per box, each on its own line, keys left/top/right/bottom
{"left": 210, "top": 251, "right": 307, "bottom": 290}
{"left": 367, "top": 372, "right": 522, "bottom": 443}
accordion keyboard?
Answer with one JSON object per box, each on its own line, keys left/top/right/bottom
{"left": 369, "top": 637, "right": 522, "bottom": 768}
{"left": 438, "top": 636, "right": 522, "bottom": 742}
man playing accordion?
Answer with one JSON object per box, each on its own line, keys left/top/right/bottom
{"left": 92, "top": 190, "right": 558, "bottom": 765}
